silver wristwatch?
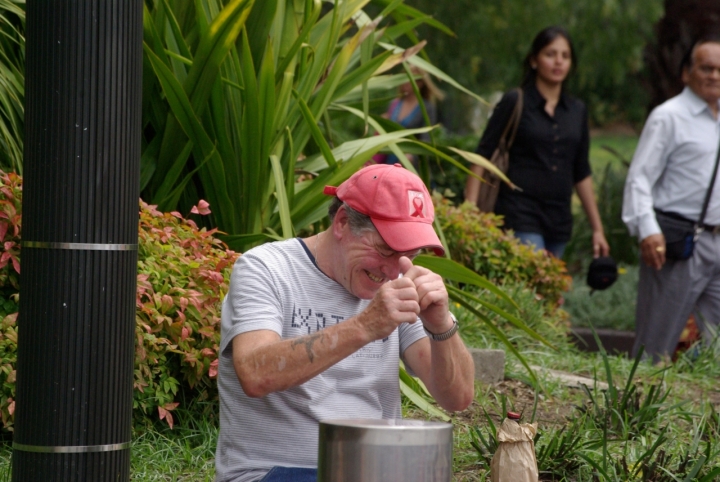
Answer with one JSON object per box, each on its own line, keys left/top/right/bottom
{"left": 424, "top": 313, "right": 459, "bottom": 341}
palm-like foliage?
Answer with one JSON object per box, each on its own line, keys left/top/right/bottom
{"left": 140, "top": 0, "right": 550, "bottom": 392}
{"left": 140, "top": 0, "right": 502, "bottom": 250}
{"left": 0, "top": 0, "right": 24, "bottom": 174}
{"left": 0, "top": 0, "right": 547, "bottom": 406}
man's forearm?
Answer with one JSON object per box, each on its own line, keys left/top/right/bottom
{"left": 428, "top": 336, "right": 475, "bottom": 411}
{"left": 233, "top": 319, "right": 370, "bottom": 398}
{"left": 409, "top": 334, "right": 475, "bottom": 412}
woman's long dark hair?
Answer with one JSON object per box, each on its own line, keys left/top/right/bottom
{"left": 521, "top": 26, "right": 577, "bottom": 87}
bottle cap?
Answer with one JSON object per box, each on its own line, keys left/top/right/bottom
{"left": 507, "top": 411, "right": 521, "bottom": 420}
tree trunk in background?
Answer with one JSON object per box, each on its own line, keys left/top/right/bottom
{"left": 644, "top": 0, "right": 720, "bottom": 110}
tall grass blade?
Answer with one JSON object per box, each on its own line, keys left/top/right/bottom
{"left": 270, "top": 154, "right": 294, "bottom": 239}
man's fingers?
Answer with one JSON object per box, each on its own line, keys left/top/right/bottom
{"left": 385, "top": 278, "right": 418, "bottom": 299}
{"left": 396, "top": 299, "right": 421, "bottom": 316}
{"left": 398, "top": 256, "right": 413, "bottom": 277}
{"left": 417, "top": 288, "right": 446, "bottom": 311}
{"left": 655, "top": 251, "right": 665, "bottom": 270}
{"left": 640, "top": 234, "right": 666, "bottom": 271}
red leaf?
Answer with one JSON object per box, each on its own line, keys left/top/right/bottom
{"left": 0, "top": 222, "right": 7, "bottom": 241}
{"left": 190, "top": 199, "right": 211, "bottom": 215}
{"left": 209, "top": 359, "right": 219, "bottom": 378}
{"left": 8, "top": 400, "right": 14, "bottom": 416}
{"left": 11, "top": 255, "right": 19, "bottom": 274}
{"left": 161, "top": 294, "right": 174, "bottom": 312}
{"left": 181, "top": 327, "right": 189, "bottom": 341}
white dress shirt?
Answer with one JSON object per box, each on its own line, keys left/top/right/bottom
{"left": 623, "top": 87, "right": 720, "bottom": 241}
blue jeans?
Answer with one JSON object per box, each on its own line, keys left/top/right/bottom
{"left": 259, "top": 467, "right": 317, "bottom": 482}
{"left": 514, "top": 231, "right": 567, "bottom": 259}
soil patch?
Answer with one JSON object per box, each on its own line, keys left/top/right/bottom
{"left": 454, "top": 378, "right": 584, "bottom": 428}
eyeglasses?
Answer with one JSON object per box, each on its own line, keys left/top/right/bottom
{"left": 368, "top": 233, "right": 421, "bottom": 260}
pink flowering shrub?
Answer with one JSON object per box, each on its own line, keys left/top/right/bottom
{"left": 0, "top": 171, "right": 239, "bottom": 430}
{"left": 135, "top": 200, "right": 238, "bottom": 428}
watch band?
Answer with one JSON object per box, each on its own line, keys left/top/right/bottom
{"left": 424, "top": 313, "right": 459, "bottom": 341}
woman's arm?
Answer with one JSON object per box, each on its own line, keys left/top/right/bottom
{"left": 575, "top": 175, "right": 609, "bottom": 257}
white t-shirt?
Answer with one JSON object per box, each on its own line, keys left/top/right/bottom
{"left": 215, "top": 239, "right": 426, "bottom": 482}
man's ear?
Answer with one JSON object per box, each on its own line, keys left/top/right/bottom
{"left": 682, "top": 67, "right": 690, "bottom": 85}
{"left": 331, "top": 205, "right": 349, "bottom": 240}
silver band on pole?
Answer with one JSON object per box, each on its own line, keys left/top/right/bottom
{"left": 22, "top": 241, "right": 138, "bottom": 251}
{"left": 12, "top": 441, "right": 132, "bottom": 453}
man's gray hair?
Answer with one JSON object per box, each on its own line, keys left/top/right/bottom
{"left": 328, "top": 197, "right": 377, "bottom": 235}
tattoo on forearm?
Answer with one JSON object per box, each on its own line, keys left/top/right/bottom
{"left": 291, "top": 332, "right": 323, "bottom": 363}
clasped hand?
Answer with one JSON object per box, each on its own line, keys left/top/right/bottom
{"left": 359, "top": 256, "right": 450, "bottom": 341}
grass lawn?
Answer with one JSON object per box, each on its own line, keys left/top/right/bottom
{"left": 589, "top": 132, "right": 639, "bottom": 170}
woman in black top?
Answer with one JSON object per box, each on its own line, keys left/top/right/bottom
{"left": 465, "top": 26, "right": 609, "bottom": 259}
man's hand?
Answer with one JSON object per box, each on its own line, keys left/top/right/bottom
{"left": 355, "top": 273, "right": 421, "bottom": 342}
{"left": 398, "top": 256, "right": 452, "bottom": 334}
{"left": 640, "top": 233, "right": 666, "bottom": 270}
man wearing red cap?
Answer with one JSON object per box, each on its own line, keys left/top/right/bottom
{"left": 216, "top": 164, "right": 475, "bottom": 482}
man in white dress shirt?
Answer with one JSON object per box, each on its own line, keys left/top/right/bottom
{"left": 622, "top": 35, "right": 720, "bottom": 362}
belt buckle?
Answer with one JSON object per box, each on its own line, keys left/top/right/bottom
{"left": 714, "top": 225, "right": 720, "bottom": 235}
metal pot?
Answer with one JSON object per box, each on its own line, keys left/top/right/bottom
{"left": 318, "top": 419, "right": 453, "bottom": 482}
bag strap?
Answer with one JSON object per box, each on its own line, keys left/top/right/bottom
{"left": 497, "top": 88, "right": 524, "bottom": 150}
{"left": 696, "top": 133, "right": 720, "bottom": 236}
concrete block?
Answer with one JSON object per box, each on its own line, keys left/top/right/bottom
{"left": 469, "top": 348, "right": 505, "bottom": 384}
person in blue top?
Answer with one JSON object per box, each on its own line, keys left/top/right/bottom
{"left": 378, "top": 68, "right": 443, "bottom": 165}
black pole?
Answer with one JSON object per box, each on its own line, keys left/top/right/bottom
{"left": 13, "top": 1, "right": 142, "bottom": 480}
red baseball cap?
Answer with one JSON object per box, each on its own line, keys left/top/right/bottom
{"left": 323, "top": 164, "right": 444, "bottom": 256}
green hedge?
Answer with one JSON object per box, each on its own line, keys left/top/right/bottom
{"left": 433, "top": 195, "right": 571, "bottom": 307}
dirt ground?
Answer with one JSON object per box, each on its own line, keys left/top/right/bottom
{"left": 454, "top": 378, "right": 583, "bottom": 427}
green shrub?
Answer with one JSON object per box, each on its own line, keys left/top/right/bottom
{"left": 0, "top": 172, "right": 238, "bottom": 431}
{"left": 434, "top": 195, "right": 571, "bottom": 307}
{"left": 563, "top": 265, "right": 638, "bottom": 331}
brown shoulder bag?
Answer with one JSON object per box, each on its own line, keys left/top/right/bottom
{"left": 476, "top": 88, "right": 524, "bottom": 213}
